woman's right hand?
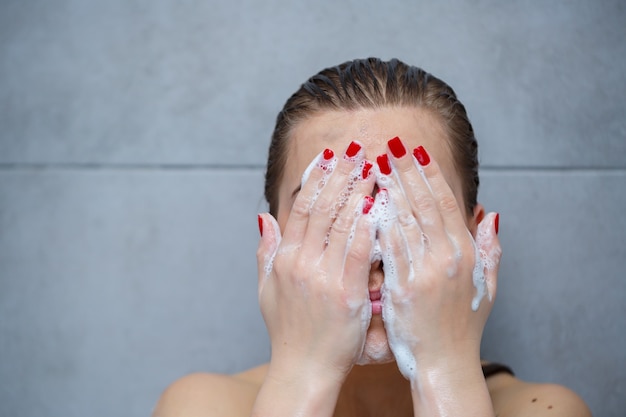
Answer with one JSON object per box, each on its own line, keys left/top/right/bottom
{"left": 256, "top": 142, "right": 376, "bottom": 387}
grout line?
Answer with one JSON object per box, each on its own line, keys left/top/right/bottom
{"left": 0, "top": 163, "right": 265, "bottom": 171}
{"left": 0, "top": 163, "right": 624, "bottom": 173}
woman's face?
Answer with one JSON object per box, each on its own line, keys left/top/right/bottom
{"left": 274, "top": 107, "right": 480, "bottom": 365}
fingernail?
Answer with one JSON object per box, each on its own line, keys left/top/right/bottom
{"left": 323, "top": 148, "right": 334, "bottom": 160}
{"left": 495, "top": 213, "right": 500, "bottom": 235}
{"left": 413, "top": 146, "right": 430, "bottom": 166}
{"left": 376, "top": 154, "right": 391, "bottom": 175}
{"left": 362, "top": 161, "right": 373, "bottom": 179}
{"left": 345, "top": 141, "right": 361, "bottom": 158}
{"left": 362, "top": 195, "right": 375, "bottom": 214}
{"left": 258, "top": 214, "right": 263, "bottom": 236}
{"left": 388, "top": 136, "right": 406, "bottom": 158}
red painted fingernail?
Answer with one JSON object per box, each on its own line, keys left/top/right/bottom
{"left": 376, "top": 154, "right": 391, "bottom": 175}
{"left": 323, "top": 148, "right": 334, "bottom": 160}
{"left": 345, "top": 141, "right": 361, "bottom": 158}
{"left": 495, "top": 213, "right": 500, "bottom": 235}
{"left": 413, "top": 146, "right": 430, "bottom": 166}
{"left": 388, "top": 136, "right": 406, "bottom": 158}
{"left": 258, "top": 215, "right": 263, "bottom": 236}
{"left": 362, "top": 195, "right": 375, "bottom": 214}
{"left": 362, "top": 161, "right": 373, "bottom": 179}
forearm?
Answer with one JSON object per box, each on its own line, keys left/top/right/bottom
{"left": 411, "top": 357, "right": 494, "bottom": 417}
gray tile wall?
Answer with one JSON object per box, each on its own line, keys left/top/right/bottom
{"left": 1, "top": 1, "right": 624, "bottom": 416}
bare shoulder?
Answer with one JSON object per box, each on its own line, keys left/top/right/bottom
{"left": 487, "top": 373, "right": 592, "bottom": 417}
{"left": 152, "top": 364, "right": 269, "bottom": 417}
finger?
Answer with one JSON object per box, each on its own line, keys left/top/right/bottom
{"left": 374, "top": 188, "right": 415, "bottom": 291}
{"left": 386, "top": 137, "right": 447, "bottom": 243}
{"left": 325, "top": 161, "right": 376, "bottom": 270}
{"left": 341, "top": 195, "right": 376, "bottom": 298}
{"left": 412, "top": 145, "right": 468, "bottom": 238}
{"left": 281, "top": 148, "right": 336, "bottom": 247}
{"left": 256, "top": 213, "right": 282, "bottom": 294}
{"left": 303, "top": 141, "right": 365, "bottom": 258}
{"left": 375, "top": 151, "right": 428, "bottom": 279}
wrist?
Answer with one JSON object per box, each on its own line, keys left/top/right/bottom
{"left": 268, "top": 346, "right": 351, "bottom": 388}
{"left": 411, "top": 355, "right": 493, "bottom": 417}
{"left": 252, "top": 363, "right": 344, "bottom": 417}
{"left": 413, "top": 340, "right": 482, "bottom": 375}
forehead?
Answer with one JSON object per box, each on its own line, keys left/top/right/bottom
{"left": 275, "top": 107, "right": 465, "bottom": 222}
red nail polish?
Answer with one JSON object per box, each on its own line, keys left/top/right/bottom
{"left": 362, "top": 161, "right": 373, "bottom": 179}
{"left": 258, "top": 215, "right": 263, "bottom": 236}
{"left": 413, "top": 146, "right": 430, "bottom": 166}
{"left": 495, "top": 213, "right": 500, "bottom": 235}
{"left": 362, "top": 195, "right": 375, "bottom": 214}
{"left": 345, "top": 141, "right": 362, "bottom": 158}
{"left": 388, "top": 137, "right": 406, "bottom": 158}
{"left": 323, "top": 148, "right": 334, "bottom": 160}
{"left": 377, "top": 154, "right": 391, "bottom": 175}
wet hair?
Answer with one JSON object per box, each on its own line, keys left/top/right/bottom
{"left": 264, "top": 57, "right": 479, "bottom": 216}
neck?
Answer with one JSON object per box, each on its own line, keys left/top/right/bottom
{"left": 335, "top": 362, "right": 414, "bottom": 417}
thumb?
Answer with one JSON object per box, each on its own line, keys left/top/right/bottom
{"left": 476, "top": 212, "right": 502, "bottom": 303}
{"left": 256, "top": 213, "right": 282, "bottom": 291}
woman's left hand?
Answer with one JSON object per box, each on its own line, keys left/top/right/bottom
{"left": 374, "top": 138, "right": 502, "bottom": 381}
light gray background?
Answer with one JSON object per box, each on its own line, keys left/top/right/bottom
{"left": 1, "top": 1, "right": 624, "bottom": 416}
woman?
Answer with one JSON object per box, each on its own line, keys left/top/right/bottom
{"left": 154, "top": 58, "right": 591, "bottom": 417}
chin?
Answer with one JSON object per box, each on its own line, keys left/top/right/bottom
{"left": 356, "top": 316, "right": 395, "bottom": 365}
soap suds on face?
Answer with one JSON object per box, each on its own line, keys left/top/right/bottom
{"left": 292, "top": 152, "right": 497, "bottom": 381}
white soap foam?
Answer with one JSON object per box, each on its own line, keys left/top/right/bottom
{"left": 262, "top": 216, "right": 283, "bottom": 278}
{"left": 470, "top": 234, "right": 487, "bottom": 311}
{"left": 369, "top": 187, "right": 420, "bottom": 381}
{"left": 294, "top": 153, "right": 493, "bottom": 382}
{"left": 301, "top": 150, "right": 337, "bottom": 209}
{"left": 475, "top": 213, "right": 502, "bottom": 304}
{"left": 300, "top": 149, "right": 374, "bottom": 342}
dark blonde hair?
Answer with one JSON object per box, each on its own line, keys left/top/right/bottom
{"left": 265, "top": 58, "right": 479, "bottom": 216}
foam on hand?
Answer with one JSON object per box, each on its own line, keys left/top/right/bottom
{"left": 474, "top": 212, "right": 501, "bottom": 303}
{"left": 470, "top": 235, "right": 487, "bottom": 311}
{"left": 369, "top": 186, "right": 420, "bottom": 381}
{"left": 295, "top": 151, "right": 495, "bottom": 384}
{"left": 300, "top": 147, "right": 374, "bottom": 340}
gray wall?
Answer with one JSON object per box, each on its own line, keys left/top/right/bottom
{"left": 1, "top": 1, "right": 624, "bottom": 416}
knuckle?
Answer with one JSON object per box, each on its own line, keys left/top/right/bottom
{"left": 332, "top": 214, "right": 354, "bottom": 235}
{"left": 439, "top": 252, "right": 460, "bottom": 275}
{"left": 346, "top": 239, "right": 369, "bottom": 263}
{"left": 310, "top": 195, "right": 333, "bottom": 217}
{"left": 272, "top": 253, "right": 288, "bottom": 273}
{"left": 291, "top": 195, "right": 311, "bottom": 217}
{"left": 397, "top": 208, "right": 417, "bottom": 228}
{"left": 387, "top": 234, "right": 405, "bottom": 256}
{"left": 412, "top": 194, "right": 437, "bottom": 214}
{"left": 438, "top": 194, "right": 460, "bottom": 214}
{"left": 293, "top": 256, "right": 310, "bottom": 276}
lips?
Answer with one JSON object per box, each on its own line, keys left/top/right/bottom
{"left": 369, "top": 261, "right": 384, "bottom": 315}
{"left": 369, "top": 289, "right": 382, "bottom": 315}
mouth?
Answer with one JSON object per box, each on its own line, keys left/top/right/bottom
{"left": 369, "top": 260, "right": 384, "bottom": 315}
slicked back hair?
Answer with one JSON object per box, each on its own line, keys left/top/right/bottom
{"left": 265, "top": 58, "right": 479, "bottom": 216}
